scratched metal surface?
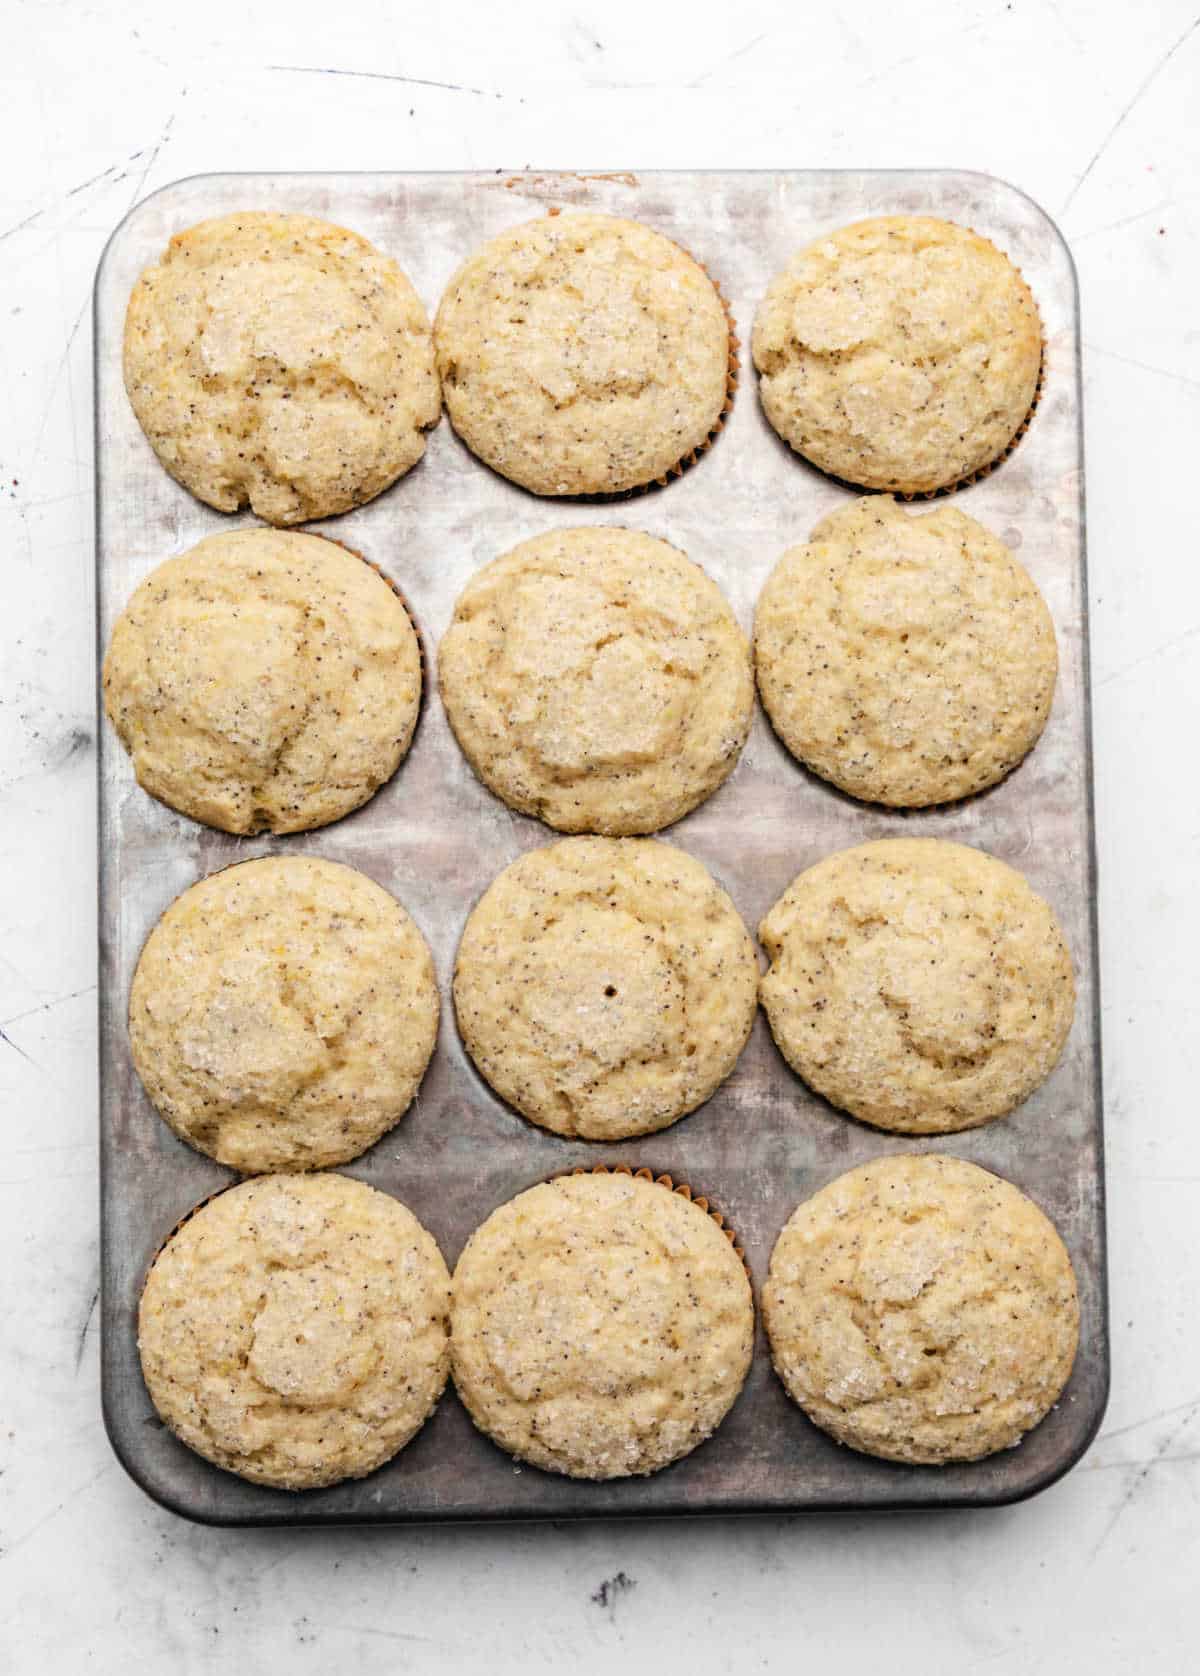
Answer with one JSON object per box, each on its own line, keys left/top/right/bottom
{"left": 95, "top": 169, "right": 1106, "bottom": 1525}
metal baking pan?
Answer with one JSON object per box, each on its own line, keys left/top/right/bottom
{"left": 96, "top": 169, "right": 1106, "bottom": 1524}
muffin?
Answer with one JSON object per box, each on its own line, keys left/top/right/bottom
{"left": 439, "top": 526, "right": 753, "bottom": 833}
{"left": 451, "top": 1170, "right": 753, "bottom": 1478}
{"left": 138, "top": 1173, "right": 451, "bottom": 1489}
{"left": 103, "top": 528, "right": 423, "bottom": 835}
{"left": 124, "top": 211, "right": 440, "bottom": 523}
{"left": 763, "top": 1154, "right": 1080, "bottom": 1465}
{"left": 752, "top": 215, "right": 1042, "bottom": 493}
{"left": 434, "top": 211, "right": 733, "bottom": 495}
{"left": 130, "top": 856, "right": 439, "bottom": 1172}
{"left": 754, "top": 496, "right": 1057, "bottom": 805}
{"left": 758, "top": 839, "right": 1074, "bottom": 1133}
{"left": 454, "top": 836, "right": 757, "bottom": 1141}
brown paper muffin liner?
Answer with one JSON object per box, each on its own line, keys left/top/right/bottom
{"left": 554, "top": 1161, "right": 750, "bottom": 1277}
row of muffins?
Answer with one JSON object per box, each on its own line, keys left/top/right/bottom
{"left": 103, "top": 504, "right": 1058, "bottom": 837}
{"left": 113, "top": 196, "right": 1075, "bottom": 1498}
{"left": 123, "top": 206, "right": 1042, "bottom": 520}
{"left": 140, "top": 1158, "right": 1079, "bottom": 1491}
{"left": 127, "top": 837, "right": 1074, "bottom": 1168}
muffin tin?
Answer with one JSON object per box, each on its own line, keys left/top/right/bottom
{"left": 96, "top": 169, "right": 1107, "bottom": 1525}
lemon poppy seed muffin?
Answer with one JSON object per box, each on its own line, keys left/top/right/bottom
{"left": 124, "top": 211, "right": 440, "bottom": 523}
{"left": 454, "top": 837, "right": 758, "bottom": 1141}
{"left": 752, "top": 216, "right": 1042, "bottom": 493}
{"left": 758, "top": 839, "right": 1074, "bottom": 1133}
{"left": 138, "top": 1173, "right": 451, "bottom": 1490}
{"left": 754, "top": 497, "right": 1057, "bottom": 806}
{"left": 451, "top": 1171, "right": 754, "bottom": 1478}
{"left": 439, "top": 527, "right": 753, "bottom": 834}
{"left": 103, "top": 529, "right": 423, "bottom": 835}
{"left": 763, "top": 1154, "right": 1080, "bottom": 1465}
{"left": 130, "top": 856, "right": 439, "bottom": 1172}
{"left": 434, "top": 212, "right": 732, "bottom": 495}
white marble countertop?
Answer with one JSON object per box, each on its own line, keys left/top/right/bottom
{"left": 2, "top": 1, "right": 1198, "bottom": 1669}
